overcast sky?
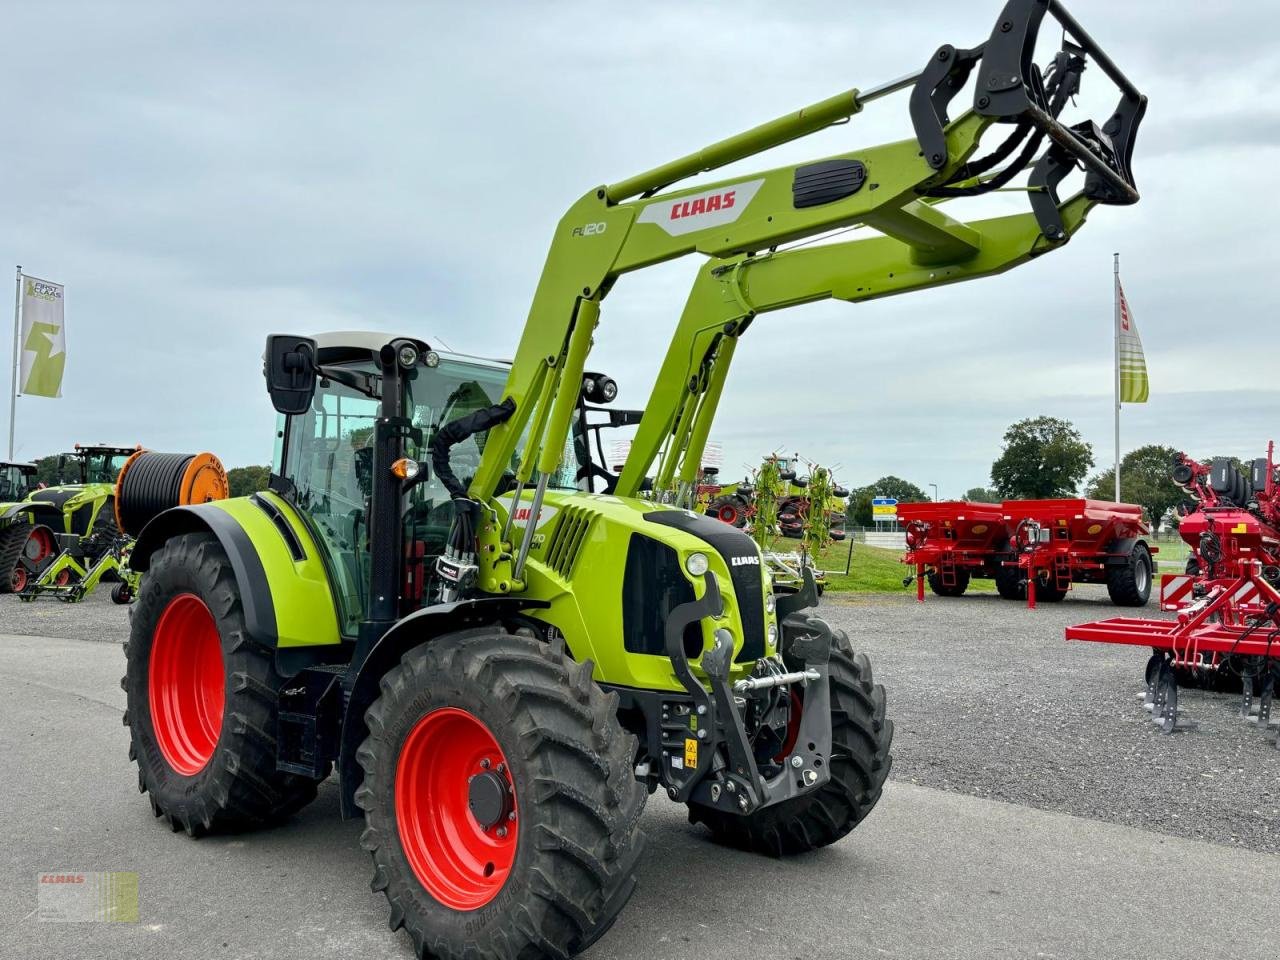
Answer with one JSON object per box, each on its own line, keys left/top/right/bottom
{"left": 4, "top": 0, "right": 1278, "bottom": 497}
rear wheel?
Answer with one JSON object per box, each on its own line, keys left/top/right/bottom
{"left": 927, "top": 570, "right": 970, "bottom": 597}
{"left": 1032, "top": 576, "right": 1067, "bottom": 603}
{"left": 356, "top": 632, "right": 646, "bottom": 960}
{"left": 123, "top": 532, "right": 322, "bottom": 836}
{"left": 688, "top": 631, "right": 892, "bottom": 856}
{"left": 1107, "top": 543, "right": 1152, "bottom": 607}
{"left": 708, "top": 494, "right": 749, "bottom": 528}
{"left": 111, "top": 581, "right": 135, "bottom": 604}
{"left": 994, "top": 563, "right": 1025, "bottom": 600}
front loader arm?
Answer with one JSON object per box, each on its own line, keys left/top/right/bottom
{"left": 617, "top": 193, "right": 1094, "bottom": 499}
{"left": 455, "top": 0, "right": 1145, "bottom": 597}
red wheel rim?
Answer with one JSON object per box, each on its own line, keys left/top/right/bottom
{"left": 717, "top": 504, "right": 739, "bottom": 525}
{"left": 54, "top": 568, "right": 71, "bottom": 586}
{"left": 25, "top": 527, "right": 55, "bottom": 564}
{"left": 395, "top": 707, "right": 517, "bottom": 910}
{"left": 148, "top": 594, "right": 225, "bottom": 776}
{"left": 11, "top": 566, "right": 27, "bottom": 593}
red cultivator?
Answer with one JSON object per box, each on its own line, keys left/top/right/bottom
{"left": 901, "top": 498, "right": 1154, "bottom": 608}
{"left": 1066, "top": 448, "right": 1280, "bottom": 745}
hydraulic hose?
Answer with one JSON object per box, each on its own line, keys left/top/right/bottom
{"left": 429, "top": 398, "right": 516, "bottom": 500}
{"left": 115, "top": 451, "right": 229, "bottom": 536}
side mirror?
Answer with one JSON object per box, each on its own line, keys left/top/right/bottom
{"left": 265, "top": 335, "right": 318, "bottom": 415}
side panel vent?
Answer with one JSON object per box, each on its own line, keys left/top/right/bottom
{"left": 545, "top": 506, "right": 593, "bottom": 578}
{"left": 792, "top": 158, "right": 867, "bottom": 209}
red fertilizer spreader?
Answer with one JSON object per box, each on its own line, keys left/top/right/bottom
{"left": 901, "top": 498, "right": 1155, "bottom": 608}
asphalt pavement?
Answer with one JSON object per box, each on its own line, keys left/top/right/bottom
{"left": 2, "top": 628, "right": 1277, "bottom": 960}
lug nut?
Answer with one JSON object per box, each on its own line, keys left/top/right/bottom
{"left": 496, "top": 826, "right": 507, "bottom": 839}
{"left": 737, "top": 796, "right": 749, "bottom": 811}
{"left": 496, "top": 763, "right": 506, "bottom": 775}
{"left": 790, "top": 756, "right": 803, "bottom": 769}
{"left": 480, "top": 758, "right": 490, "bottom": 770}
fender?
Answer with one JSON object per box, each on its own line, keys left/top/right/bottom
{"left": 132, "top": 495, "right": 342, "bottom": 652}
{"left": 1102, "top": 537, "right": 1147, "bottom": 566}
{"left": 336, "top": 597, "right": 549, "bottom": 818}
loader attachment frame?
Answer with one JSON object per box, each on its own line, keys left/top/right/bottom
{"left": 445, "top": 0, "right": 1145, "bottom": 597}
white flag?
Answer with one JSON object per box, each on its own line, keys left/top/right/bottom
{"left": 1116, "top": 279, "right": 1148, "bottom": 403}
{"left": 18, "top": 274, "right": 66, "bottom": 398}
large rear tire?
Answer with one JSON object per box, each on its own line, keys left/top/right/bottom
{"left": 688, "top": 631, "right": 892, "bottom": 856}
{"left": 123, "top": 532, "right": 322, "bottom": 836}
{"left": 1107, "top": 542, "right": 1152, "bottom": 607}
{"left": 356, "top": 632, "right": 646, "bottom": 960}
{"left": 927, "top": 570, "right": 970, "bottom": 597}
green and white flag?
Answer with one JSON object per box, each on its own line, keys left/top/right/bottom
{"left": 1116, "top": 278, "right": 1147, "bottom": 403}
{"left": 18, "top": 274, "right": 66, "bottom": 398}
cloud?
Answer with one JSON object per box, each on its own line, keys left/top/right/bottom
{"left": 2, "top": 0, "right": 1278, "bottom": 503}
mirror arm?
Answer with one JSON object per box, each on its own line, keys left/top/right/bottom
{"left": 316, "top": 363, "right": 382, "bottom": 400}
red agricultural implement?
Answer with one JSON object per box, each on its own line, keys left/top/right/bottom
{"left": 900, "top": 501, "right": 1013, "bottom": 600}
{"left": 1067, "top": 448, "right": 1280, "bottom": 743}
{"left": 901, "top": 498, "right": 1154, "bottom": 607}
{"left": 1005, "top": 499, "right": 1153, "bottom": 608}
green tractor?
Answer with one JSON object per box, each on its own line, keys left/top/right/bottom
{"left": 14, "top": 444, "right": 137, "bottom": 593}
{"left": 121, "top": 4, "right": 1144, "bottom": 957}
{"left": 0, "top": 460, "right": 39, "bottom": 593}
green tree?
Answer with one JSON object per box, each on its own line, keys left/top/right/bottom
{"left": 34, "top": 455, "right": 62, "bottom": 486}
{"left": 227, "top": 464, "right": 271, "bottom": 498}
{"left": 963, "top": 486, "right": 1000, "bottom": 503}
{"left": 991, "top": 416, "right": 1094, "bottom": 499}
{"left": 1086, "top": 444, "right": 1182, "bottom": 529}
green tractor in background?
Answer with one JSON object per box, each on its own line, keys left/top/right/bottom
{"left": 0, "top": 460, "right": 39, "bottom": 593}
{"left": 13, "top": 444, "right": 138, "bottom": 594}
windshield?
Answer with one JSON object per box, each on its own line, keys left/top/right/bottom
{"left": 84, "top": 451, "right": 131, "bottom": 485}
{"left": 276, "top": 355, "right": 582, "bottom": 635}
{"left": 0, "top": 466, "right": 29, "bottom": 501}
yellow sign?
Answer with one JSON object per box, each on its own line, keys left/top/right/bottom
{"left": 1232, "top": 523, "right": 1248, "bottom": 534}
{"left": 1087, "top": 523, "right": 1103, "bottom": 535}
{"left": 971, "top": 524, "right": 987, "bottom": 534}
{"left": 684, "top": 738, "right": 698, "bottom": 769}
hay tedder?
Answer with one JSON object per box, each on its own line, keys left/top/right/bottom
{"left": 704, "top": 455, "right": 848, "bottom": 541}
{"left": 901, "top": 498, "right": 1154, "bottom": 607}
{"left": 116, "top": 3, "right": 1145, "bottom": 957}
{"left": 1067, "top": 448, "right": 1280, "bottom": 741}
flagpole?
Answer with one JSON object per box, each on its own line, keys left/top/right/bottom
{"left": 1113, "top": 252, "right": 1121, "bottom": 503}
{"left": 7, "top": 265, "right": 20, "bottom": 460}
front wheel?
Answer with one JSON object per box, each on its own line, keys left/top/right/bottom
{"left": 994, "top": 563, "right": 1026, "bottom": 600}
{"left": 356, "top": 632, "right": 646, "bottom": 960}
{"left": 123, "top": 532, "right": 323, "bottom": 835}
{"left": 688, "top": 631, "right": 893, "bottom": 856}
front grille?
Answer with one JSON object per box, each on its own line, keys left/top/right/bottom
{"left": 545, "top": 506, "right": 593, "bottom": 578}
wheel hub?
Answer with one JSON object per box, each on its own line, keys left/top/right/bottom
{"left": 468, "top": 771, "right": 512, "bottom": 830}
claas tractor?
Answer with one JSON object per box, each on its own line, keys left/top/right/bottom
{"left": 121, "top": 3, "right": 1145, "bottom": 957}
{"left": 12, "top": 443, "right": 138, "bottom": 593}
{"left": 0, "top": 460, "right": 39, "bottom": 593}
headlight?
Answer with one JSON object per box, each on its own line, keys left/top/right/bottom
{"left": 397, "top": 343, "right": 419, "bottom": 368}
{"left": 767, "top": 623, "right": 778, "bottom": 646}
{"left": 686, "top": 552, "right": 709, "bottom": 576}
{"left": 765, "top": 594, "right": 776, "bottom": 614}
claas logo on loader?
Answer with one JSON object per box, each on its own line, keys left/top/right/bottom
{"left": 670, "top": 190, "right": 735, "bottom": 220}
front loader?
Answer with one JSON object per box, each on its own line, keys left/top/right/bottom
{"left": 121, "top": 3, "right": 1146, "bottom": 958}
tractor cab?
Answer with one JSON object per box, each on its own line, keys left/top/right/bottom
{"left": 267, "top": 332, "right": 620, "bottom": 631}
{"left": 56, "top": 444, "right": 137, "bottom": 485}
{"left": 0, "top": 462, "right": 37, "bottom": 502}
